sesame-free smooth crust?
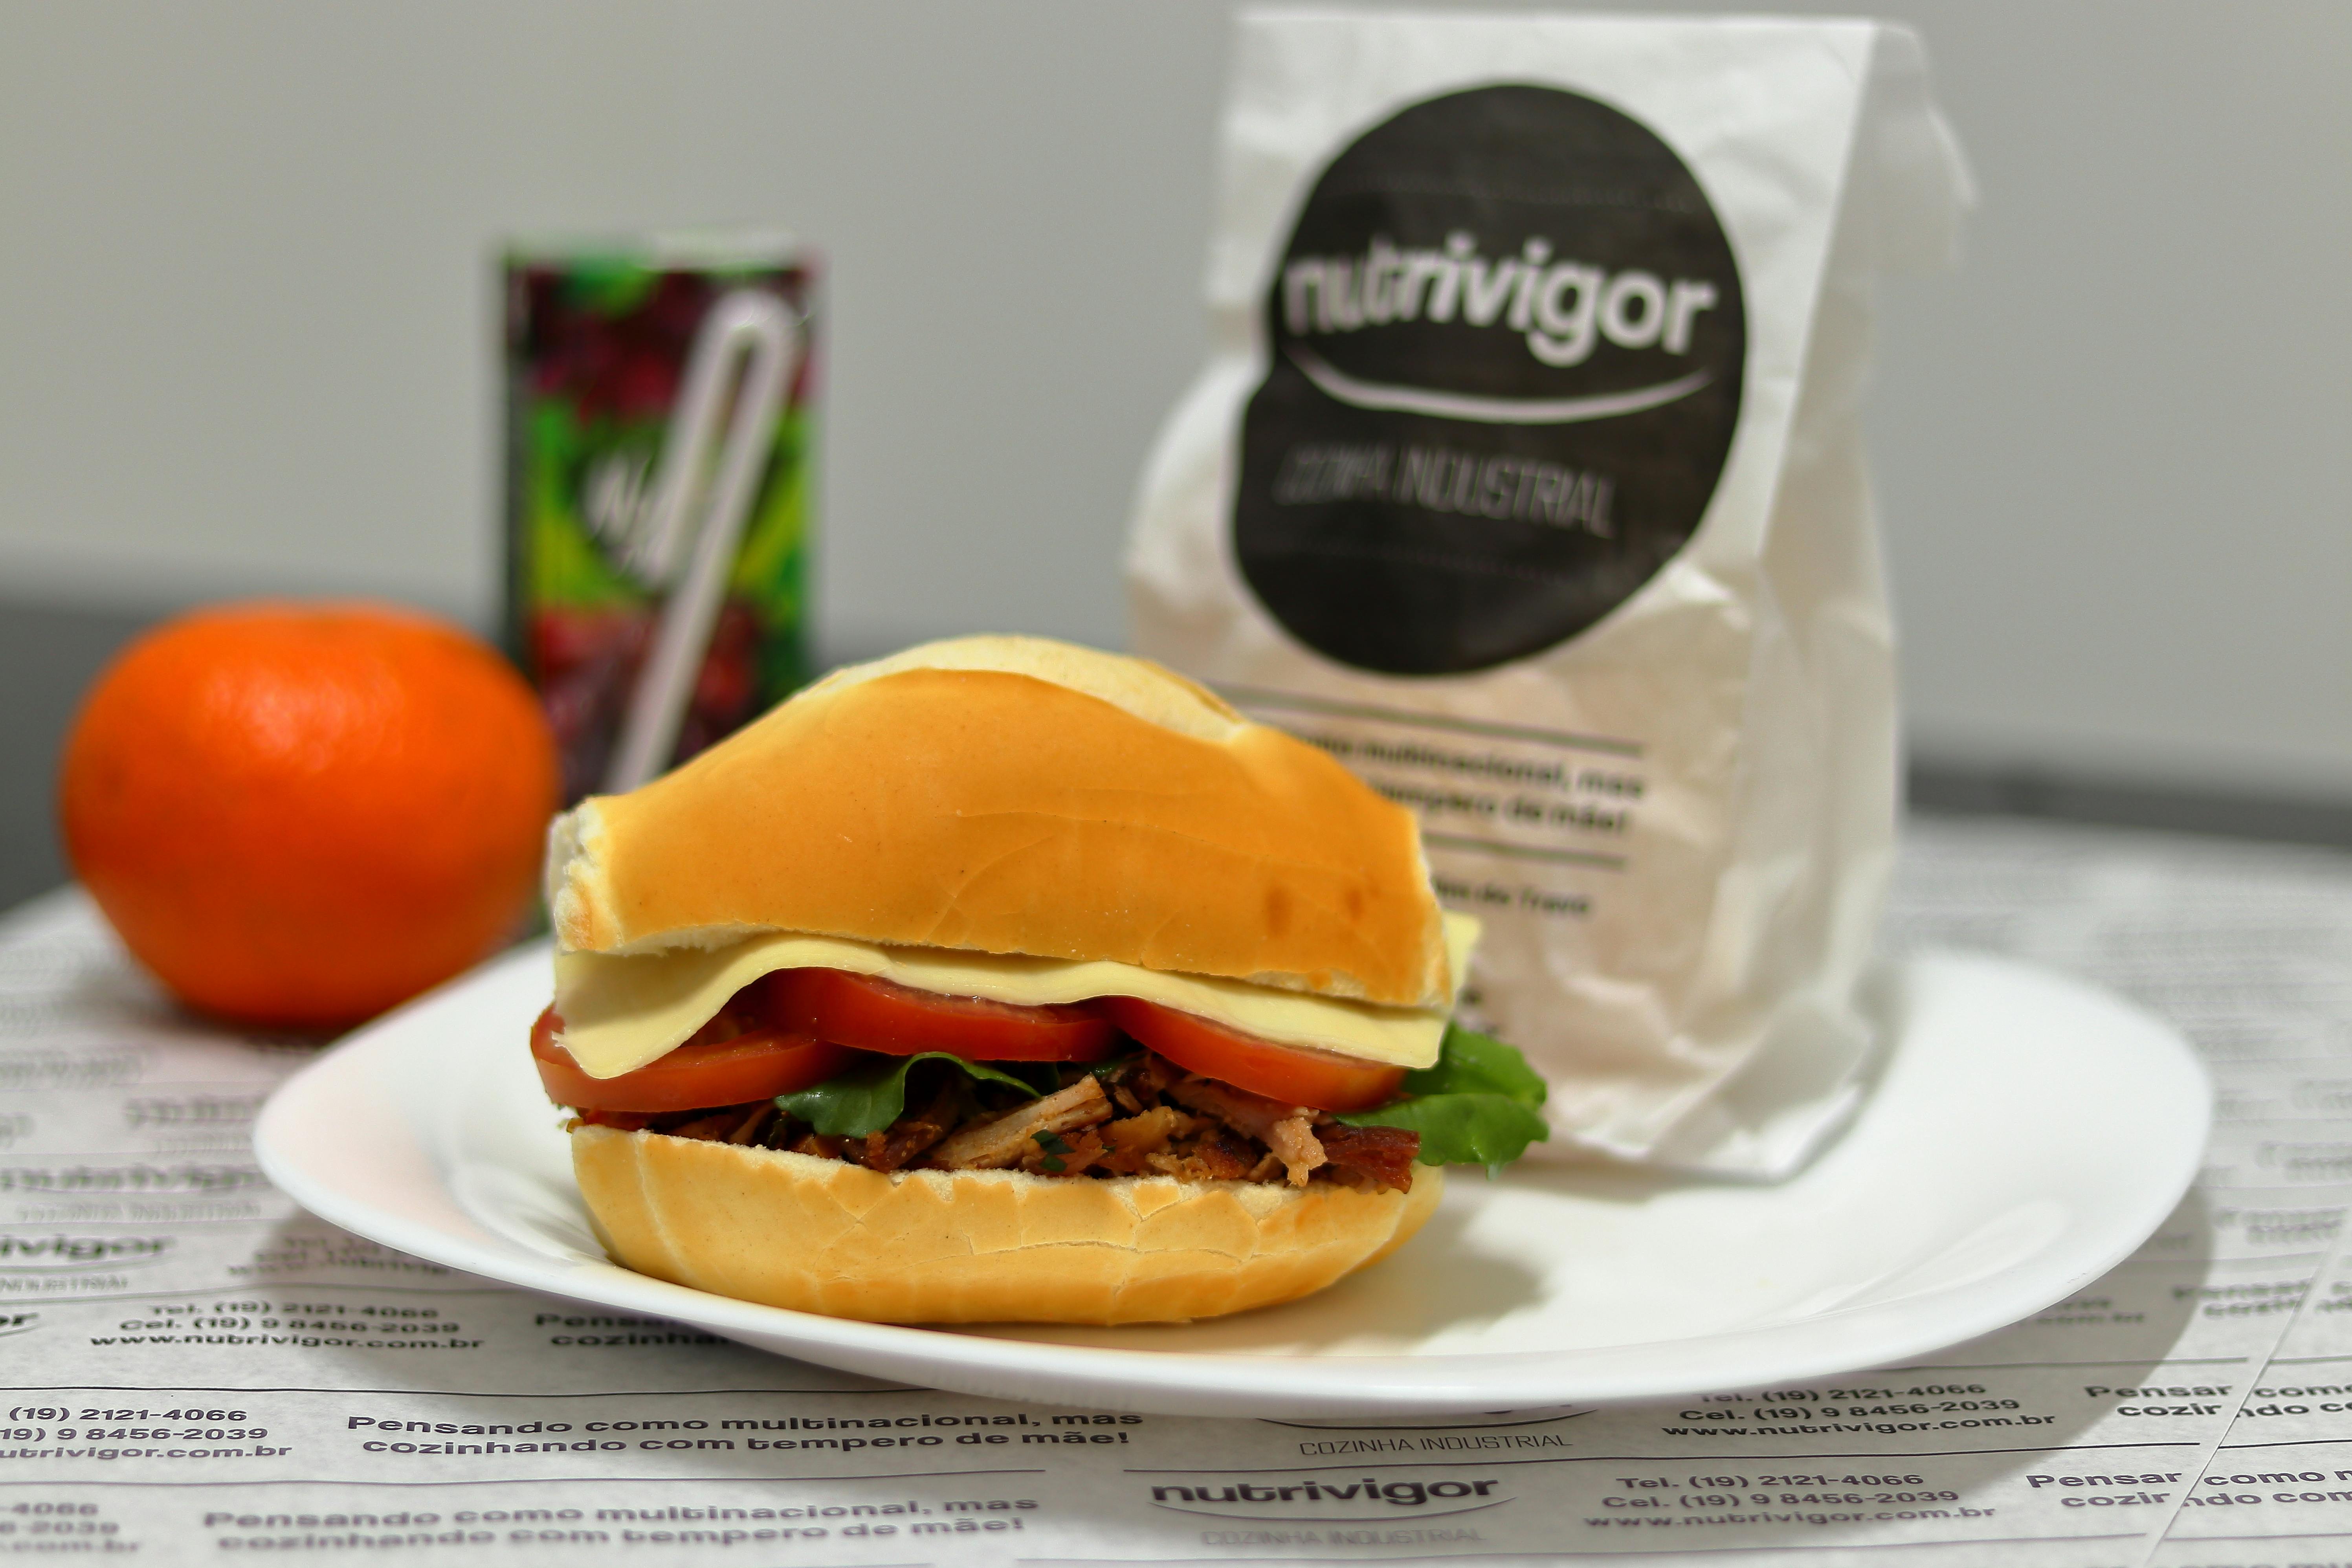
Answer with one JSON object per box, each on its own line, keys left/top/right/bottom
{"left": 573, "top": 1125, "right": 1444, "bottom": 1324}
{"left": 547, "top": 636, "right": 1449, "bottom": 1009}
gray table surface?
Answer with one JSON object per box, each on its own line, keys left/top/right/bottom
{"left": 0, "top": 599, "right": 160, "bottom": 910}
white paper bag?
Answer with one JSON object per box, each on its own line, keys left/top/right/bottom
{"left": 1127, "top": 9, "right": 1971, "bottom": 1175}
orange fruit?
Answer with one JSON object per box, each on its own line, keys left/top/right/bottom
{"left": 59, "top": 602, "right": 560, "bottom": 1030}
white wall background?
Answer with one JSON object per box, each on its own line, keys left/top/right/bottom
{"left": 2, "top": 1, "right": 2346, "bottom": 798}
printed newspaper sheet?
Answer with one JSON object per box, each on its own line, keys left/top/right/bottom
{"left": 4, "top": 817, "right": 2349, "bottom": 1566}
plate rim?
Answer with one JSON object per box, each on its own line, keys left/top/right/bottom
{"left": 255, "top": 947, "right": 2210, "bottom": 1416}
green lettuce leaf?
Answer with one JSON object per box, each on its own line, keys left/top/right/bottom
{"left": 776, "top": 1053, "right": 1041, "bottom": 1138}
{"left": 1397, "top": 1023, "right": 1549, "bottom": 1102}
{"left": 1336, "top": 1024, "right": 1548, "bottom": 1176}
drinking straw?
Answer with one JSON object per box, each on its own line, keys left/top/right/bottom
{"left": 605, "top": 288, "right": 800, "bottom": 794}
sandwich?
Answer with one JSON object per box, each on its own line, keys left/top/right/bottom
{"left": 531, "top": 635, "right": 1547, "bottom": 1324}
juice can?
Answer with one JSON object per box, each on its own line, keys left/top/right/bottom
{"left": 503, "top": 233, "right": 818, "bottom": 803}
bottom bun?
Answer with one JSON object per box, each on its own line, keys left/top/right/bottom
{"left": 572, "top": 1125, "right": 1444, "bottom": 1324}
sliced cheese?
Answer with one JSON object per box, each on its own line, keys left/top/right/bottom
{"left": 555, "top": 914, "right": 1481, "bottom": 1080}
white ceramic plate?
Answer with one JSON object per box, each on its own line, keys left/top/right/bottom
{"left": 255, "top": 949, "right": 2207, "bottom": 1417}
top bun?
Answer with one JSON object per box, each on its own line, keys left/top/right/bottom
{"left": 545, "top": 636, "right": 1449, "bottom": 1009}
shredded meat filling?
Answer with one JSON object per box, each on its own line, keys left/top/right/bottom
{"left": 845, "top": 1078, "right": 963, "bottom": 1172}
{"left": 568, "top": 1052, "right": 1422, "bottom": 1192}
{"left": 1162, "top": 1075, "right": 1327, "bottom": 1186}
{"left": 1094, "top": 1104, "right": 1195, "bottom": 1174}
{"left": 1159, "top": 1075, "right": 1289, "bottom": 1143}
{"left": 1317, "top": 1123, "right": 1421, "bottom": 1191}
{"left": 931, "top": 1077, "right": 1113, "bottom": 1170}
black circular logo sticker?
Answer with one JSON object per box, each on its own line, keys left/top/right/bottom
{"left": 1234, "top": 84, "right": 1746, "bottom": 676}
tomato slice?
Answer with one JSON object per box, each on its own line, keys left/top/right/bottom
{"left": 1094, "top": 996, "right": 1405, "bottom": 1112}
{"left": 760, "top": 968, "right": 1117, "bottom": 1062}
{"left": 530, "top": 1006, "right": 851, "bottom": 1113}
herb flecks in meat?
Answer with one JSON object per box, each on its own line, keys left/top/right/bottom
{"left": 569, "top": 1051, "right": 1424, "bottom": 1193}
{"left": 933, "top": 1077, "right": 1114, "bottom": 1170}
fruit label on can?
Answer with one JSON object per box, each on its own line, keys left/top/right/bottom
{"left": 503, "top": 240, "right": 819, "bottom": 803}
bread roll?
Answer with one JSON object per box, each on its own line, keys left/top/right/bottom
{"left": 573, "top": 1124, "right": 1443, "bottom": 1324}
{"left": 547, "top": 635, "right": 1449, "bottom": 1008}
